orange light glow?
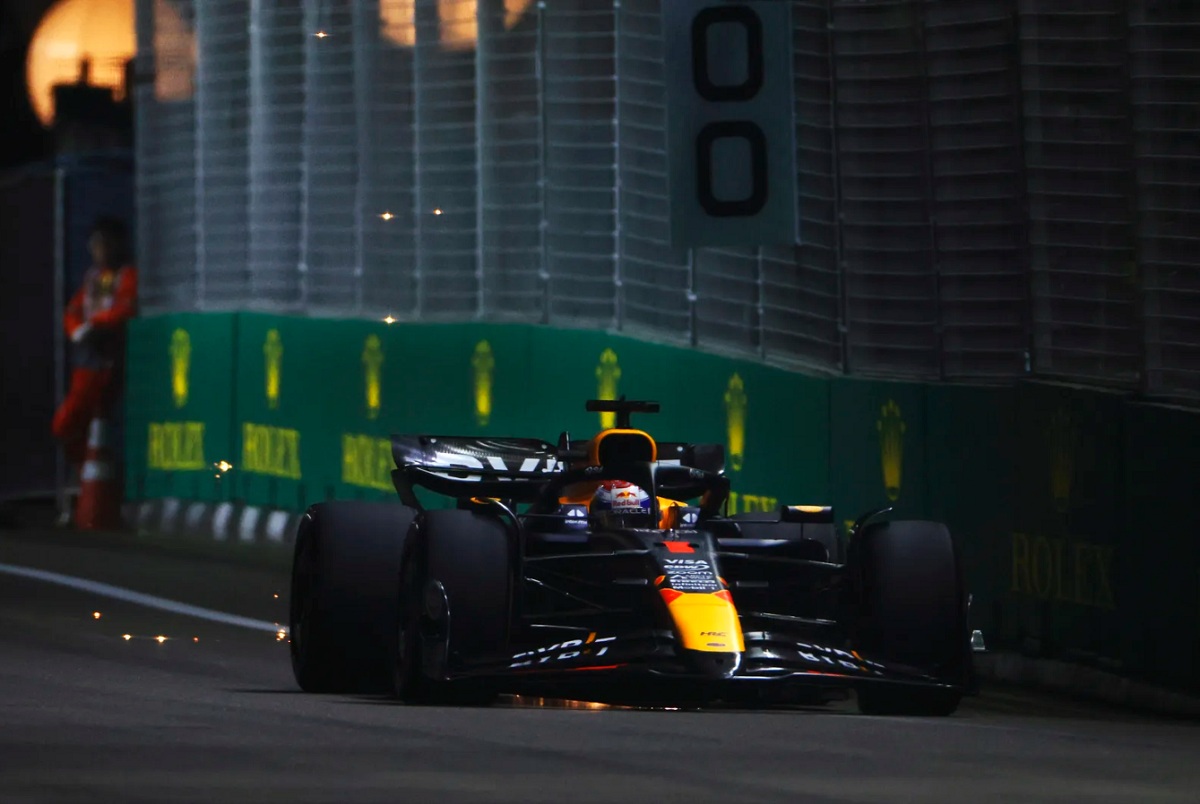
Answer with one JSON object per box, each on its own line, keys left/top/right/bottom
{"left": 26, "top": 0, "right": 134, "bottom": 126}
{"left": 381, "top": 0, "right": 534, "bottom": 50}
{"left": 511, "top": 695, "right": 615, "bottom": 710}
{"left": 150, "top": 0, "right": 194, "bottom": 102}
{"left": 26, "top": 0, "right": 193, "bottom": 127}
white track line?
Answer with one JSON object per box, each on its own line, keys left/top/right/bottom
{"left": 0, "top": 562, "right": 287, "bottom": 634}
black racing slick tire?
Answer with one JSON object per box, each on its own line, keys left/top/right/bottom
{"left": 852, "top": 520, "right": 966, "bottom": 717}
{"left": 289, "top": 501, "right": 416, "bottom": 694}
{"left": 392, "top": 509, "right": 512, "bottom": 705}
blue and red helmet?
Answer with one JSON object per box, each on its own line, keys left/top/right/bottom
{"left": 590, "top": 480, "right": 654, "bottom": 528}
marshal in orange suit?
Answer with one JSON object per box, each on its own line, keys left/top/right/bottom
{"left": 52, "top": 217, "right": 138, "bottom": 469}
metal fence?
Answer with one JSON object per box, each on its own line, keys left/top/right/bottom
{"left": 133, "top": 0, "right": 1200, "bottom": 401}
{"left": 0, "top": 155, "right": 134, "bottom": 504}
{"left": 1130, "top": 2, "right": 1200, "bottom": 399}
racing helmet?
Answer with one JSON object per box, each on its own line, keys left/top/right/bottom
{"left": 589, "top": 480, "right": 655, "bottom": 529}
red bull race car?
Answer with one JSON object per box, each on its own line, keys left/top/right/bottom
{"left": 289, "top": 399, "right": 979, "bottom": 715}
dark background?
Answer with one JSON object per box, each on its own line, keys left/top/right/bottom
{"left": 0, "top": 0, "right": 59, "bottom": 169}
{"left": 0, "top": 0, "right": 134, "bottom": 504}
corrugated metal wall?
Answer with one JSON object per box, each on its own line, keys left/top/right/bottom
{"left": 134, "top": 0, "right": 1200, "bottom": 402}
{"left": 1130, "top": 2, "right": 1200, "bottom": 399}
{"left": 1020, "top": 0, "right": 1140, "bottom": 387}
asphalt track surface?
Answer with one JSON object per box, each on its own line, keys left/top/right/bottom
{"left": 2, "top": 523, "right": 1198, "bottom": 803}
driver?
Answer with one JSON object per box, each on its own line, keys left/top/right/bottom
{"left": 589, "top": 480, "right": 657, "bottom": 529}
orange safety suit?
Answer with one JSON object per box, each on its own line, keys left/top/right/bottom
{"left": 52, "top": 264, "right": 139, "bottom": 465}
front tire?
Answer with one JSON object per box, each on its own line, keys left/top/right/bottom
{"left": 289, "top": 502, "right": 416, "bottom": 694}
{"left": 852, "top": 519, "right": 966, "bottom": 716}
{"left": 393, "top": 508, "right": 512, "bottom": 704}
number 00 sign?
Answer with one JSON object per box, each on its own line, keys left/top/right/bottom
{"left": 664, "top": 1, "right": 797, "bottom": 247}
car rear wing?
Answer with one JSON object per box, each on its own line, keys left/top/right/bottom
{"left": 389, "top": 433, "right": 727, "bottom": 507}
{"left": 391, "top": 435, "right": 562, "bottom": 478}
{"left": 389, "top": 435, "right": 558, "bottom": 504}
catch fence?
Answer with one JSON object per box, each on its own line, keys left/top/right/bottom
{"left": 134, "top": 0, "right": 1200, "bottom": 401}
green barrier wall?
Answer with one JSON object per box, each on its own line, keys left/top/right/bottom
{"left": 1003, "top": 384, "right": 1126, "bottom": 664}
{"left": 125, "top": 313, "right": 238, "bottom": 502}
{"left": 829, "top": 379, "right": 928, "bottom": 530}
{"left": 124, "top": 312, "right": 1200, "bottom": 695}
{"left": 127, "top": 313, "right": 831, "bottom": 514}
{"left": 1118, "top": 403, "right": 1200, "bottom": 691}
{"left": 923, "top": 383, "right": 1017, "bottom": 650}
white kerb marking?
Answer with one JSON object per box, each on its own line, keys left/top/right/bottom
{"left": 160, "top": 498, "right": 181, "bottom": 531}
{"left": 0, "top": 562, "right": 285, "bottom": 634}
{"left": 213, "top": 502, "right": 234, "bottom": 541}
{"left": 238, "top": 507, "right": 260, "bottom": 543}
{"left": 185, "top": 502, "right": 206, "bottom": 529}
{"left": 265, "top": 510, "right": 290, "bottom": 544}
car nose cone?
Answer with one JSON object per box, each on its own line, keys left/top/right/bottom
{"left": 683, "top": 649, "right": 742, "bottom": 680}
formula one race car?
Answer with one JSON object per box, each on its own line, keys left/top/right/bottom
{"left": 289, "top": 399, "right": 977, "bottom": 715}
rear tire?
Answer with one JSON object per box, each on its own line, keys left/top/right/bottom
{"left": 289, "top": 502, "right": 415, "bottom": 694}
{"left": 852, "top": 520, "right": 965, "bottom": 716}
{"left": 393, "top": 509, "right": 511, "bottom": 705}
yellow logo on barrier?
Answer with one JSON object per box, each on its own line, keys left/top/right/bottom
{"left": 342, "top": 433, "right": 394, "bottom": 491}
{"left": 147, "top": 422, "right": 206, "bottom": 470}
{"left": 1010, "top": 532, "right": 1115, "bottom": 610}
{"left": 595, "top": 348, "right": 621, "bottom": 429}
{"left": 724, "top": 373, "right": 746, "bottom": 472}
{"left": 363, "top": 335, "right": 383, "bottom": 420}
{"left": 726, "top": 491, "right": 777, "bottom": 514}
{"left": 877, "top": 400, "right": 905, "bottom": 502}
{"left": 169, "top": 328, "right": 191, "bottom": 409}
{"left": 472, "top": 340, "right": 495, "bottom": 427}
{"left": 242, "top": 423, "right": 301, "bottom": 479}
{"left": 264, "top": 329, "right": 283, "bottom": 410}
{"left": 1049, "top": 406, "right": 1077, "bottom": 513}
